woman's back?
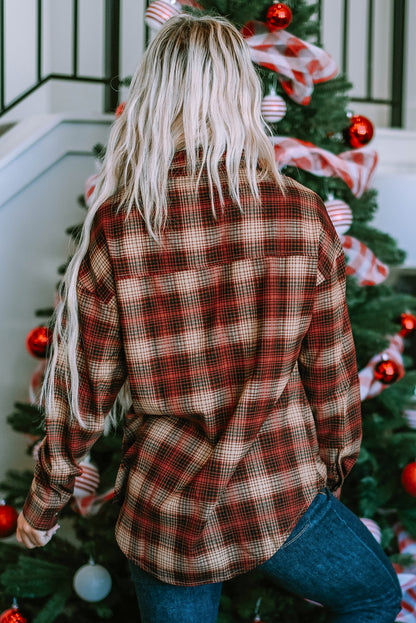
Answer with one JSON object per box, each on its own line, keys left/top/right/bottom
{"left": 80, "top": 150, "right": 360, "bottom": 585}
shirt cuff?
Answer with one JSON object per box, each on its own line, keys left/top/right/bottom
{"left": 22, "top": 490, "right": 60, "bottom": 531}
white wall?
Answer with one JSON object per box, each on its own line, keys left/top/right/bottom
{"left": 0, "top": 117, "right": 112, "bottom": 493}
{"left": 372, "top": 129, "right": 416, "bottom": 268}
{"left": 0, "top": 157, "right": 93, "bottom": 475}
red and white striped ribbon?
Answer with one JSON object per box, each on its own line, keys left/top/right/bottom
{"left": 339, "top": 235, "right": 389, "bottom": 286}
{"left": 391, "top": 560, "right": 416, "bottom": 622}
{"left": 73, "top": 456, "right": 100, "bottom": 498}
{"left": 271, "top": 137, "right": 378, "bottom": 198}
{"left": 242, "top": 20, "right": 337, "bottom": 105}
{"left": 397, "top": 584, "right": 416, "bottom": 622}
{"left": 395, "top": 524, "right": 416, "bottom": 566}
{"left": 71, "top": 488, "right": 115, "bottom": 517}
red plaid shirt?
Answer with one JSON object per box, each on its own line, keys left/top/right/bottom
{"left": 23, "top": 151, "right": 362, "bottom": 585}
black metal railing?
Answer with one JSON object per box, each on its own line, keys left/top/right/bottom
{"left": 0, "top": 0, "right": 121, "bottom": 117}
{"left": 0, "top": 0, "right": 407, "bottom": 126}
{"left": 317, "top": 0, "right": 406, "bottom": 127}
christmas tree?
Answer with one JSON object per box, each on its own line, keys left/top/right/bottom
{"left": 1, "top": 1, "right": 416, "bottom": 622}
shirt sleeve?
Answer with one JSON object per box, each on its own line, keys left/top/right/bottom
{"left": 22, "top": 215, "right": 127, "bottom": 530}
{"left": 298, "top": 205, "right": 362, "bottom": 493}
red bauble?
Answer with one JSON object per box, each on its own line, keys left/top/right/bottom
{"left": 0, "top": 501, "right": 18, "bottom": 538}
{"left": 0, "top": 607, "right": 27, "bottom": 623}
{"left": 345, "top": 115, "right": 374, "bottom": 148}
{"left": 0, "top": 602, "right": 27, "bottom": 623}
{"left": 400, "top": 312, "right": 416, "bottom": 337}
{"left": 401, "top": 462, "right": 416, "bottom": 496}
{"left": 266, "top": 2, "right": 292, "bottom": 31}
{"left": 373, "top": 358, "right": 400, "bottom": 384}
{"left": 25, "top": 326, "right": 52, "bottom": 359}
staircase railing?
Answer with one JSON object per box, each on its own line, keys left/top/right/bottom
{"left": 0, "top": 0, "right": 407, "bottom": 127}
{"left": 317, "top": 0, "right": 406, "bottom": 127}
{"left": 0, "top": 0, "right": 120, "bottom": 117}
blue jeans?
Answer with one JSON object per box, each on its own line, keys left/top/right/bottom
{"left": 129, "top": 488, "right": 402, "bottom": 622}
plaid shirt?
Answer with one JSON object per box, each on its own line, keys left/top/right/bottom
{"left": 23, "top": 151, "right": 362, "bottom": 585}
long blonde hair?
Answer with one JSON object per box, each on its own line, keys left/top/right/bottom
{"left": 43, "top": 13, "right": 284, "bottom": 426}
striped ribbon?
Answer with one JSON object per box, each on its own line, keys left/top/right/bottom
{"left": 73, "top": 456, "right": 100, "bottom": 498}
{"left": 271, "top": 136, "right": 378, "bottom": 198}
{"left": 340, "top": 235, "right": 389, "bottom": 286}
{"left": 242, "top": 20, "right": 337, "bottom": 105}
{"left": 71, "top": 489, "right": 115, "bottom": 517}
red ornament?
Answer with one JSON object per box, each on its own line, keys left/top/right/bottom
{"left": 25, "top": 326, "right": 52, "bottom": 359}
{"left": 373, "top": 358, "right": 400, "bottom": 384}
{"left": 0, "top": 600, "right": 27, "bottom": 623}
{"left": 266, "top": 2, "right": 292, "bottom": 31}
{"left": 115, "top": 102, "right": 125, "bottom": 118}
{"left": 0, "top": 501, "right": 18, "bottom": 538}
{"left": 345, "top": 115, "right": 374, "bottom": 148}
{"left": 0, "top": 609, "right": 26, "bottom": 623}
{"left": 402, "top": 462, "right": 416, "bottom": 496}
{"left": 400, "top": 313, "right": 416, "bottom": 337}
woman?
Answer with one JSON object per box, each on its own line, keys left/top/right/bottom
{"left": 17, "top": 14, "right": 401, "bottom": 623}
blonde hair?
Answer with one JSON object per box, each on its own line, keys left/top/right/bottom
{"left": 43, "top": 13, "right": 284, "bottom": 426}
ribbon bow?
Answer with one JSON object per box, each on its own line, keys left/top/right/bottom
{"left": 271, "top": 137, "right": 378, "bottom": 198}
{"left": 242, "top": 21, "right": 337, "bottom": 105}
{"left": 393, "top": 524, "right": 416, "bottom": 621}
{"left": 340, "top": 235, "right": 389, "bottom": 286}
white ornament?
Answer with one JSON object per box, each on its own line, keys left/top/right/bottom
{"left": 73, "top": 455, "right": 100, "bottom": 498}
{"left": 324, "top": 197, "right": 353, "bottom": 235}
{"left": 360, "top": 518, "right": 382, "bottom": 544}
{"left": 145, "top": 0, "right": 181, "bottom": 31}
{"left": 73, "top": 558, "right": 112, "bottom": 602}
{"left": 261, "top": 91, "right": 286, "bottom": 123}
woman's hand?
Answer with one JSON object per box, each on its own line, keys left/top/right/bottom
{"left": 16, "top": 512, "right": 60, "bottom": 549}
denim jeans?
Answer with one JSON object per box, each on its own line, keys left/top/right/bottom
{"left": 129, "top": 488, "right": 402, "bottom": 622}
